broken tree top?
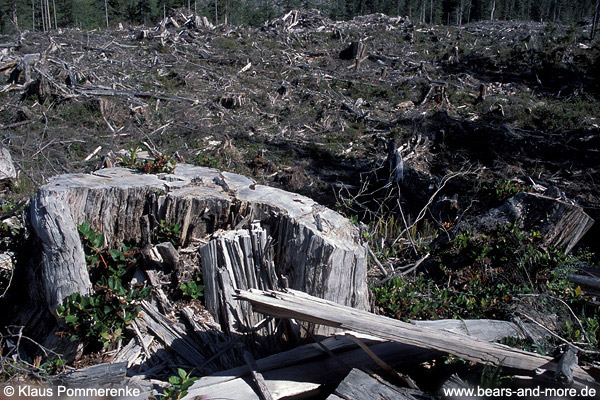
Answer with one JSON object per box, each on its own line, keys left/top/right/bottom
{"left": 28, "top": 164, "right": 368, "bottom": 315}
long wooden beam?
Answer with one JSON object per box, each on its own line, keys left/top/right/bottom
{"left": 235, "top": 288, "right": 596, "bottom": 384}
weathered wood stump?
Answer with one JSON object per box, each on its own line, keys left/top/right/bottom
{"left": 17, "top": 164, "right": 368, "bottom": 353}
{"left": 473, "top": 192, "right": 594, "bottom": 253}
{"left": 339, "top": 41, "right": 366, "bottom": 60}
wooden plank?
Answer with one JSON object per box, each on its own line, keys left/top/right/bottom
{"left": 184, "top": 341, "right": 435, "bottom": 400}
{"left": 243, "top": 351, "right": 274, "bottom": 400}
{"left": 138, "top": 300, "right": 209, "bottom": 369}
{"left": 54, "top": 362, "right": 127, "bottom": 387}
{"left": 328, "top": 368, "right": 424, "bottom": 400}
{"left": 192, "top": 334, "right": 384, "bottom": 390}
{"left": 411, "top": 319, "right": 541, "bottom": 342}
{"left": 112, "top": 333, "right": 153, "bottom": 368}
{"left": 235, "top": 289, "right": 596, "bottom": 384}
{"left": 186, "top": 317, "right": 542, "bottom": 400}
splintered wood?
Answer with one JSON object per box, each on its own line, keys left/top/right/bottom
{"left": 235, "top": 289, "right": 596, "bottom": 385}
{"left": 200, "top": 224, "right": 281, "bottom": 352}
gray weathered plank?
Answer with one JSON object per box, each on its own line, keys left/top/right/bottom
{"left": 328, "top": 368, "right": 424, "bottom": 400}
{"left": 234, "top": 289, "right": 596, "bottom": 384}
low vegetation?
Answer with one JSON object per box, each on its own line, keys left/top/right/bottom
{"left": 56, "top": 221, "right": 151, "bottom": 350}
{"left": 371, "top": 224, "right": 599, "bottom": 359}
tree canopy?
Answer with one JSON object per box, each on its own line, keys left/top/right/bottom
{"left": 0, "top": 0, "right": 598, "bottom": 33}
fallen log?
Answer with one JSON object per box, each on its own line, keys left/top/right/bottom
{"left": 569, "top": 268, "right": 600, "bottom": 293}
{"left": 53, "top": 362, "right": 127, "bottom": 387}
{"left": 50, "top": 361, "right": 152, "bottom": 398}
{"left": 185, "top": 316, "right": 553, "bottom": 400}
{"left": 411, "top": 319, "right": 545, "bottom": 342}
{"left": 235, "top": 289, "right": 596, "bottom": 385}
{"left": 185, "top": 317, "right": 541, "bottom": 400}
{"left": 184, "top": 338, "right": 434, "bottom": 400}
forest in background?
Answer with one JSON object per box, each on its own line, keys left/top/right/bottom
{"left": 1, "top": 0, "right": 599, "bottom": 33}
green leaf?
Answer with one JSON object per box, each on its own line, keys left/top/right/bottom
{"left": 110, "top": 249, "right": 121, "bottom": 260}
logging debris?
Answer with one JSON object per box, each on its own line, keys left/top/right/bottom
{"left": 0, "top": 7, "right": 599, "bottom": 399}
{"left": 234, "top": 289, "right": 597, "bottom": 385}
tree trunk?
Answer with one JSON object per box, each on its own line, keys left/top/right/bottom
{"left": 467, "top": 192, "right": 594, "bottom": 253}
{"left": 467, "top": 0, "right": 472, "bottom": 23}
{"left": 39, "top": 0, "right": 45, "bottom": 31}
{"left": 45, "top": 0, "right": 51, "bottom": 30}
{"left": 104, "top": 0, "right": 109, "bottom": 29}
{"left": 490, "top": 0, "right": 496, "bottom": 21}
{"left": 10, "top": 1, "right": 18, "bottom": 31}
{"left": 52, "top": 0, "right": 57, "bottom": 29}
{"left": 429, "top": 0, "right": 433, "bottom": 23}
{"left": 236, "top": 289, "right": 596, "bottom": 385}
{"left": 592, "top": 1, "right": 600, "bottom": 40}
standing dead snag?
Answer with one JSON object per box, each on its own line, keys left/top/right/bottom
{"left": 339, "top": 41, "right": 366, "bottom": 61}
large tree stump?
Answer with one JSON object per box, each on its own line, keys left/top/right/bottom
{"left": 16, "top": 164, "right": 368, "bottom": 353}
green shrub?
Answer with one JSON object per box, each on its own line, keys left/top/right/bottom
{"left": 56, "top": 222, "right": 150, "bottom": 350}
{"left": 180, "top": 277, "right": 204, "bottom": 300}
{"left": 372, "top": 224, "right": 599, "bottom": 358}
{"left": 155, "top": 220, "right": 182, "bottom": 247}
{"left": 118, "top": 147, "right": 177, "bottom": 174}
{"left": 161, "top": 368, "right": 198, "bottom": 400}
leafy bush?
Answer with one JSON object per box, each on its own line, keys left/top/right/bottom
{"left": 56, "top": 222, "right": 150, "bottom": 350}
{"left": 372, "top": 224, "right": 599, "bottom": 357}
{"left": 136, "top": 153, "right": 177, "bottom": 174}
{"left": 481, "top": 179, "right": 524, "bottom": 206}
{"left": 118, "top": 147, "right": 177, "bottom": 174}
